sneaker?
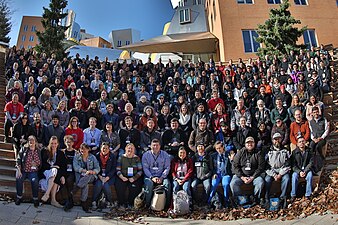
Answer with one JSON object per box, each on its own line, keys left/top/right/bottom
{"left": 33, "top": 200, "right": 39, "bottom": 208}
{"left": 15, "top": 198, "right": 21, "bottom": 205}
{"left": 92, "top": 201, "right": 97, "bottom": 211}
{"left": 106, "top": 202, "right": 112, "bottom": 208}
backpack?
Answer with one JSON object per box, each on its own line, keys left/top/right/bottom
{"left": 150, "top": 185, "right": 166, "bottom": 211}
{"left": 173, "top": 190, "right": 190, "bottom": 215}
{"left": 210, "top": 192, "right": 223, "bottom": 210}
{"left": 134, "top": 189, "right": 145, "bottom": 209}
{"left": 237, "top": 195, "right": 253, "bottom": 209}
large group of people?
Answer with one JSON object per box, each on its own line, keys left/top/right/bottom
{"left": 4, "top": 44, "right": 333, "bottom": 212}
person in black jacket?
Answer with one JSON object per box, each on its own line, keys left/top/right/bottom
{"left": 230, "top": 137, "right": 265, "bottom": 206}
{"left": 161, "top": 118, "right": 186, "bottom": 157}
{"left": 12, "top": 113, "right": 34, "bottom": 158}
{"left": 55, "top": 135, "right": 76, "bottom": 212}
{"left": 42, "top": 114, "right": 65, "bottom": 148}
{"left": 291, "top": 137, "right": 314, "bottom": 201}
{"left": 91, "top": 143, "right": 116, "bottom": 210}
{"left": 233, "top": 117, "right": 257, "bottom": 151}
{"left": 191, "top": 142, "right": 212, "bottom": 205}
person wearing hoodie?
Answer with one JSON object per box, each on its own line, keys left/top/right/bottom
{"left": 264, "top": 133, "right": 291, "bottom": 209}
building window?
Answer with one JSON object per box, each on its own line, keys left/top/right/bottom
{"left": 27, "top": 45, "right": 32, "bottom": 49}
{"left": 179, "top": 8, "right": 191, "bottom": 24}
{"left": 294, "top": 0, "right": 307, "bottom": 5}
{"left": 31, "top": 26, "right": 36, "bottom": 32}
{"left": 125, "top": 40, "right": 130, "bottom": 45}
{"left": 117, "top": 40, "right": 122, "bottom": 47}
{"left": 193, "top": 0, "right": 202, "bottom": 5}
{"left": 21, "top": 35, "right": 26, "bottom": 41}
{"left": 237, "top": 0, "right": 253, "bottom": 4}
{"left": 303, "top": 30, "right": 317, "bottom": 49}
{"left": 29, "top": 35, "right": 34, "bottom": 42}
{"left": 23, "top": 25, "right": 28, "bottom": 32}
{"left": 20, "top": 45, "right": 24, "bottom": 49}
{"left": 242, "top": 30, "right": 260, "bottom": 53}
{"left": 267, "top": 0, "right": 281, "bottom": 4}
{"left": 102, "top": 44, "right": 107, "bottom": 48}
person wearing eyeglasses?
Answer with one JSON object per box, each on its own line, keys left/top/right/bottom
{"left": 12, "top": 113, "right": 34, "bottom": 158}
{"left": 65, "top": 116, "right": 84, "bottom": 150}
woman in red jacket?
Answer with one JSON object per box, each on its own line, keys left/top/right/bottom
{"left": 65, "top": 116, "right": 84, "bottom": 150}
{"left": 171, "top": 147, "right": 194, "bottom": 197}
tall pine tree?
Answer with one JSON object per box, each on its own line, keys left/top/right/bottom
{"left": 255, "top": 0, "right": 306, "bottom": 58}
{"left": 36, "top": 0, "right": 68, "bottom": 59}
{"left": 0, "top": 0, "right": 11, "bottom": 44}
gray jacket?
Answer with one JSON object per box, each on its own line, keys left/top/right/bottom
{"left": 265, "top": 146, "right": 291, "bottom": 177}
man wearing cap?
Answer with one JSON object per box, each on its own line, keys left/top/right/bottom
{"left": 291, "top": 137, "right": 313, "bottom": 201}
{"left": 264, "top": 133, "right": 291, "bottom": 208}
{"left": 191, "top": 142, "right": 212, "bottom": 205}
{"left": 230, "top": 137, "right": 265, "bottom": 206}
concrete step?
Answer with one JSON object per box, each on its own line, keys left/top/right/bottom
{"left": 0, "top": 157, "right": 15, "bottom": 167}
{"left": 0, "top": 165, "right": 16, "bottom": 176}
{"left": 0, "top": 142, "right": 13, "bottom": 150}
{"left": 0, "top": 174, "right": 16, "bottom": 187}
{"left": 0, "top": 149, "right": 15, "bottom": 158}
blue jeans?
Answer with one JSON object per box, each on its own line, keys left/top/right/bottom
{"left": 291, "top": 171, "right": 313, "bottom": 197}
{"left": 265, "top": 173, "right": 290, "bottom": 199}
{"left": 16, "top": 171, "right": 39, "bottom": 200}
{"left": 230, "top": 175, "right": 264, "bottom": 198}
{"left": 191, "top": 178, "right": 211, "bottom": 203}
{"left": 92, "top": 178, "right": 114, "bottom": 203}
{"left": 173, "top": 179, "right": 192, "bottom": 196}
{"left": 208, "top": 174, "right": 231, "bottom": 203}
{"left": 144, "top": 177, "right": 171, "bottom": 207}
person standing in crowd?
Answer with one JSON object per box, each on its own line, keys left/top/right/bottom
{"left": 42, "top": 114, "right": 65, "bottom": 148}
{"left": 289, "top": 109, "right": 310, "bottom": 151}
{"left": 161, "top": 118, "right": 186, "bottom": 158}
{"left": 65, "top": 116, "right": 84, "bottom": 150}
{"left": 230, "top": 137, "right": 265, "bottom": 206}
{"left": 142, "top": 139, "right": 171, "bottom": 208}
{"left": 83, "top": 117, "right": 102, "bottom": 154}
{"left": 100, "top": 121, "right": 121, "bottom": 155}
{"left": 119, "top": 116, "right": 141, "bottom": 154}
{"left": 92, "top": 143, "right": 116, "bottom": 210}
{"left": 56, "top": 136, "right": 76, "bottom": 212}
{"left": 15, "top": 135, "right": 41, "bottom": 207}
{"left": 309, "top": 106, "right": 329, "bottom": 158}
{"left": 291, "top": 137, "right": 314, "bottom": 201}
{"left": 188, "top": 118, "right": 215, "bottom": 153}
{"left": 12, "top": 113, "right": 34, "bottom": 158}
{"left": 140, "top": 118, "right": 161, "bottom": 155}
{"left": 4, "top": 93, "right": 24, "bottom": 142}
{"left": 115, "top": 143, "right": 143, "bottom": 208}
{"left": 264, "top": 133, "right": 291, "bottom": 209}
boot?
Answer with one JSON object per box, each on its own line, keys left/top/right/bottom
{"left": 81, "top": 201, "right": 90, "bottom": 213}
{"left": 64, "top": 194, "right": 74, "bottom": 212}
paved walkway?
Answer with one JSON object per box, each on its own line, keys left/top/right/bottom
{"left": 0, "top": 202, "right": 337, "bottom": 225}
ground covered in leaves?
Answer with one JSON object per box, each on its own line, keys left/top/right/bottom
{"left": 104, "top": 169, "right": 338, "bottom": 222}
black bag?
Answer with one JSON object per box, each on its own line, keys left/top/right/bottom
{"left": 210, "top": 192, "right": 223, "bottom": 210}
{"left": 134, "top": 189, "right": 146, "bottom": 209}
{"left": 296, "top": 182, "right": 306, "bottom": 198}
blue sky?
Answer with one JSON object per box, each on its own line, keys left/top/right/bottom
{"left": 8, "top": 0, "right": 175, "bottom": 46}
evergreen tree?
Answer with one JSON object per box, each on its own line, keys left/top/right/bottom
{"left": 36, "top": 0, "right": 68, "bottom": 59}
{"left": 0, "top": 0, "right": 11, "bottom": 44}
{"left": 255, "top": 0, "right": 306, "bottom": 59}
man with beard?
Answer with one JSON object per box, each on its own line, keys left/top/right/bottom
{"left": 264, "top": 133, "right": 291, "bottom": 209}
{"left": 161, "top": 118, "right": 186, "bottom": 158}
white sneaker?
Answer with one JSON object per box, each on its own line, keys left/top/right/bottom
{"left": 92, "top": 201, "right": 97, "bottom": 211}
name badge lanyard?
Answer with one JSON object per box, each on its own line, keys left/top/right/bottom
{"left": 151, "top": 152, "right": 161, "bottom": 169}
{"left": 90, "top": 130, "right": 96, "bottom": 145}
{"left": 127, "top": 157, "right": 134, "bottom": 177}
{"left": 64, "top": 151, "right": 73, "bottom": 172}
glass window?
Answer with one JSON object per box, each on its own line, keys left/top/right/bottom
{"left": 29, "top": 36, "right": 34, "bottom": 42}
{"left": 267, "top": 0, "right": 281, "bottom": 3}
{"left": 303, "top": 30, "right": 317, "bottom": 49}
{"left": 23, "top": 25, "right": 28, "bottom": 32}
{"left": 294, "top": 0, "right": 307, "bottom": 5}
{"left": 242, "top": 30, "right": 260, "bottom": 53}
{"left": 27, "top": 45, "right": 32, "bottom": 49}
{"left": 179, "top": 8, "right": 191, "bottom": 23}
{"left": 31, "top": 26, "right": 36, "bottom": 32}
{"left": 125, "top": 40, "right": 130, "bottom": 45}
{"left": 117, "top": 40, "right": 122, "bottom": 47}
{"left": 237, "top": 0, "right": 253, "bottom": 4}
{"left": 21, "top": 35, "right": 26, "bottom": 41}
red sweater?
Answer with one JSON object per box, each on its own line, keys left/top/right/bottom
{"left": 290, "top": 120, "right": 310, "bottom": 144}
{"left": 171, "top": 158, "right": 194, "bottom": 182}
{"left": 65, "top": 127, "right": 84, "bottom": 150}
